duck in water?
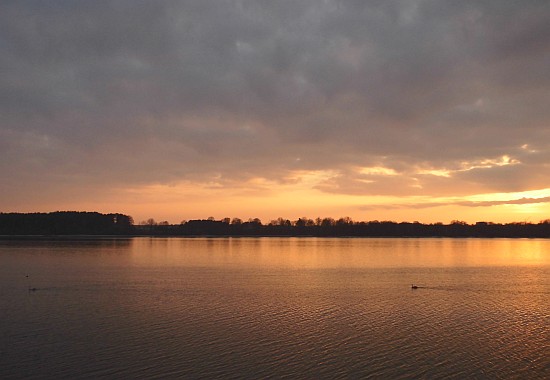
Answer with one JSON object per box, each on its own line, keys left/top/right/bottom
{"left": 26, "top": 275, "right": 37, "bottom": 292}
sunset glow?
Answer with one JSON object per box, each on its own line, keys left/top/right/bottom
{"left": 1, "top": 1, "right": 548, "bottom": 224}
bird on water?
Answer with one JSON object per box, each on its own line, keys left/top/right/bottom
{"left": 26, "top": 275, "right": 37, "bottom": 292}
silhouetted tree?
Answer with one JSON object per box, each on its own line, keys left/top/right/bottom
{"left": 0, "top": 212, "right": 133, "bottom": 235}
{"left": 2, "top": 213, "right": 549, "bottom": 237}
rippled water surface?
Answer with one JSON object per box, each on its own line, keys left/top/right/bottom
{"left": 1, "top": 237, "right": 549, "bottom": 379}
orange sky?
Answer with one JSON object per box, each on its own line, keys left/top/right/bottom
{"left": 17, "top": 179, "right": 550, "bottom": 225}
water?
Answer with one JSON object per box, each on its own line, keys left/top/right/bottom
{"left": 1, "top": 237, "right": 548, "bottom": 379}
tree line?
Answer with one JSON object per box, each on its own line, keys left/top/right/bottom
{"left": 1, "top": 212, "right": 549, "bottom": 237}
{"left": 137, "top": 216, "right": 550, "bottom": 238}
{"left": 0, "top": 212, "right": 133, "bottom": 235}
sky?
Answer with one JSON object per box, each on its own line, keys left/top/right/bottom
{"left": 1, "top": 0, "right": 549, "bottom": 224}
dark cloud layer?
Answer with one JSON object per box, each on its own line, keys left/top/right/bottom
{"left": 1, "top": 0, "right": 549, "bottom": 207}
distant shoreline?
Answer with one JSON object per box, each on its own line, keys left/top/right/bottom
{"left": 1, "top": 212, "right": 549, "bottom": 238}
{"left": 1, "top": 236, "right": 549, "bottom": 240}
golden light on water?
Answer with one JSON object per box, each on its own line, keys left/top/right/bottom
{"left": 2, "top": 2, "right": 548, "bottom": 378}
{"left": 129, "top": 237, "right": 550, "bottom": 269}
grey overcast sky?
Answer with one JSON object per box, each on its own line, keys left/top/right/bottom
{"left": 1, "top": 1, "right": 549, "bottom": 223}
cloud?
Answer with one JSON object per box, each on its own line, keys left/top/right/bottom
{"left": 360, "top": 195, "right": 550, "bottom": 211}
{"left": 457, "top": 196, "right": 550, "bottom": 208}
{"left": 1, "top": 0, "right": 549, "bottom": 209}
